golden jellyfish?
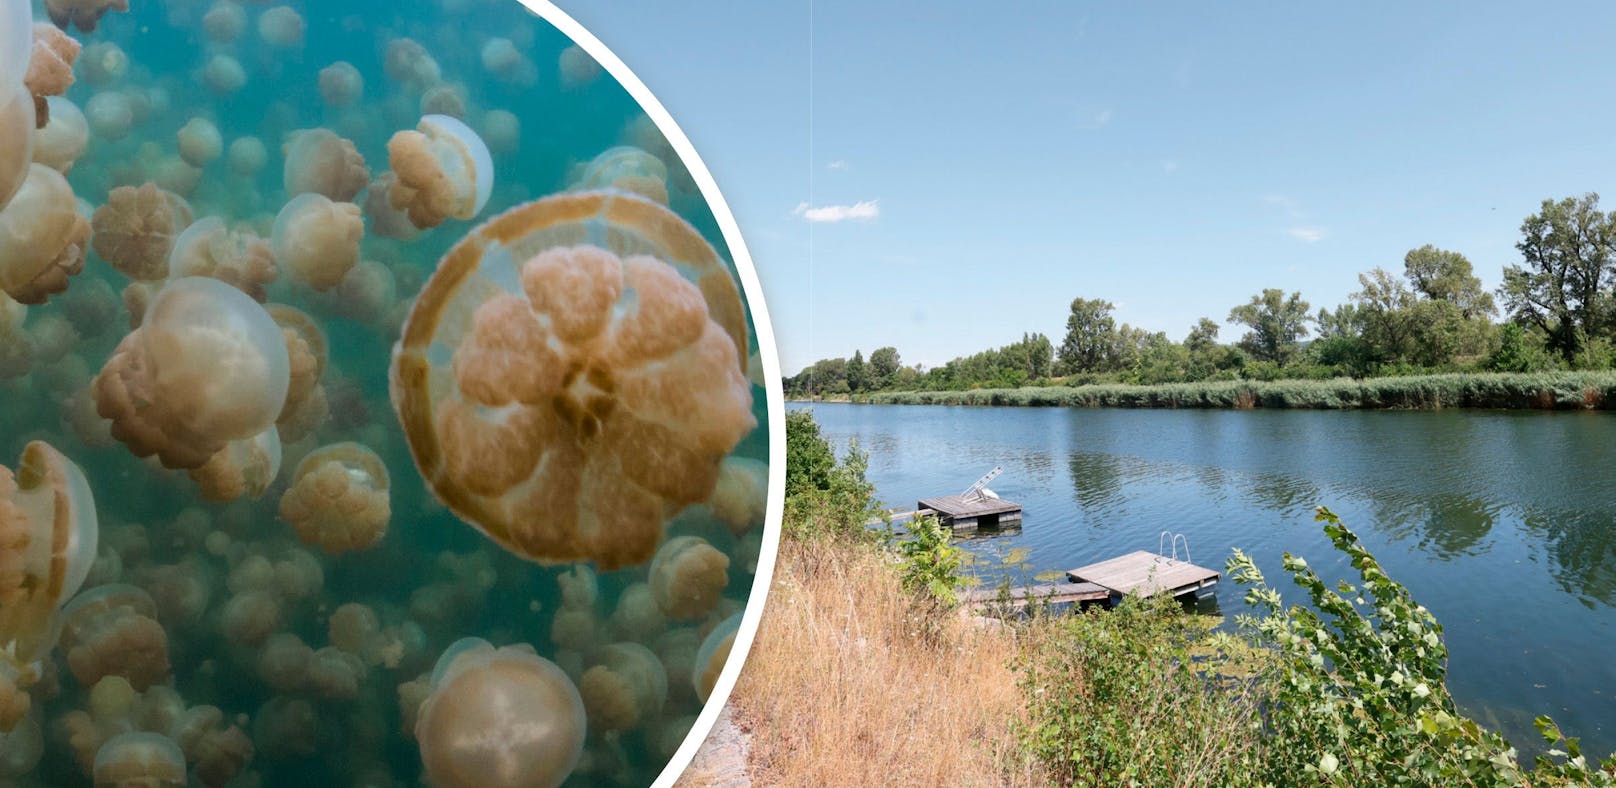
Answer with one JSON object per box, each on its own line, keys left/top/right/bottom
{"left": 420, "top": 82, "right": 468, "bottom": 120}
{"left": 267, "top": 303, "right": 326, "bottom": 412}
{"left": 308, "top": 258, "right": 396, "bottom": 327}
{"left": 318, "top": 61, "right": 363, "bottom": 107}
{"left": 94, "top": 276, "right": 291, "bottom": 469}
{"left": 0, "top": 441, "right": 98, "bottom": 732}
{"left": 283, "top": 128, "right": 368, "bottom": 201}
{"left": 176, "top": 118, "right": 223, "bottom": 168}
{"left": 578, "top": 642, "right": 666, "bottom": 732}
{"left": 0, "top": 163, "right": 88, "bottom": 304}
{"left": 151, "top": 154, "right": 202, "bottom": 199}
{"left": 479, "top": 109, "right": 519, "bottom": 156}
{"left": 385, "top": 114, "right": 493, "bottom": 229}
{"left": 167, "top": 217, "right": 278, "bottom": 301}
{"left": 187, "top": 427, "right": 281, "bottom": 503}
{"left": 25, "top": 24, "right": 80, "bottom": 125}
{"left": 692, "top": 611, "right": 741, "bottom": 704}
{"left": 0, "top": 88, "right": 34, "bottom": 212}
{"left": 92, "top": 183, "right": 191, "bottom": 282}
{"left": 709, "top": 456, "right": 767, "bottom": 535}
{"left": 480, "top": 38, "right": 535, "bottom": 85}
{"left": 256, "top": 5, "right": 304, "bottom": 48}
{"left": 201, "top": 1, "right": 245, "bottom": 43}
{"left": 389, "top": 191, "right": 754, "bottom": 570}
{"left": 649, "top": 536, "right": 729, "bottom": 620}
{"left": 383, "top": 38, "right": 441, "bottom": 91}
{"left": 1, "top": 0, "right": 29, "bottom": 85}
{"left": 362, "top": 171, "right": 420, "bottom": 241}
{"left": 93, "top": 731, "right": 186, "bottom": 788}
{"left": 201, "top": 53, "right": 246, "bottom": 95}
{"left": 227, "top": 136, "right": 266, "bottom": 177}
{"left": 609, "top": 582, "right": 666, "bottom": 643}
{"left": 0, "top": 293, "right": 31, "bottom": 379}
{"left": 558, "top": 44, "right": 601, "bottom": 88}
{"left": 415, "top": 638, "right": 586, "bottom": 788}
{"left": 277, "top": 442, "right": 391, "bottom": 555}
{"left": 271, "top": 193, "right": 363, "bottom": 291}
{"left": 57, "top": 583, "right": 170, "bottom": 691}
{"left": 78, "top": 41, "right": 128, "bottom": 86}
{"left": 574, "top": 146, "right": 669, "bottom": 205}
{"left": 0, "top": 714, "right": 42, "bottom": 777}
{"left": 45, "top": 0, "right": 128, "bottom": 33}
{"left": 34, "top": 96, "right": 88, "bottom": 173}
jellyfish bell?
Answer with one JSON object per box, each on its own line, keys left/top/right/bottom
{"left": 256, "top": 5, "right": 304, "bottom": 48}
{"left": 271, "top": 193, "right": 363, "bottom": 291}
{"left": 389, "top": 191, "right": 754, "bottom": 570}
{"left": 77, "top": 40, "right": 127, "bottom": 86}
{"left": 0, "top": 88, "right": 36, "bottom": 211}
{"left": 362, "top": 171, "right": 420, "bottom": 241}
{"left": 419, "top": 83, "right": 467, "bottom": 120}
{"left": 0, "top": 163, "right": 89, "bottom": 305}
{"left": 649, "top": 536, "right": 729, "bottom": 620}
{"left": 318, "top": 61, "right": 363, "bottom": 107}
{"left": 558, "top": 44, "right": 601, "bottom": 88}
{"left": 93, "top": 731, "right": 186, "bottom": 788}
{"left": 25, "top": 24, "right": 81, "bottom": 123}
{"left": 578, "top": 642, "right": 667, "bottom": 732}
{"left": 202, "top": 1, "right": 246, "bottom": 43}
{"left": 228, "top": 136, "right": 266, "bottom": 177}
{"left": 92, "top": 183, "right": 191, "bottom": 282}
{"left": 44, "top": 0, "right": 129, "bottom": 34}
{"left": 416, "top": 639, "right": 586, "bottom": 788}
{"left": 188, "top": 426, "right": 281, "bottom": 503}
{"left": 709, "top": 456, "right": 767, "bottom": 535}
{"left": 573, "top": 146, "right": 669, "bottom": 205}
{"left": 176, "top": 117, "right": 223, "bottom": 168}
{"left": 85, "top": 90, "right": 133, "bottom": 140}
{"left": 201, "top": 54, "right": 246, "bottom": 95}
{"left": 167, "top": 216, "right": 278, "bottom": 301}
{"left": 383, "top": 38, "right": 440, "bottom": 91}
{"left": 479, "top": 109, "right": 519, "bottom": 157}
{"left": 282, "top": 128, "right": 368, "bottom": 202}
{"left": 94, "top": 276, "right": 291, "bottom": 469}
{"left": 33, "top": 96, "right": 88, "bottom": 173}
{"left": 1, "top": 0, "right": 30, "bottom": 85}
{"left": 385, "top": 114, "right": 493, "bottom": 229}
{"left": 57, "top": 583, "right": 170, "bottom": 690}
{"left": 277, "top": 441, "right": 391, "bottom": 555}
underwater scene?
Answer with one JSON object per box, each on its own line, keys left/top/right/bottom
{"left": 0, "top": 0, "right": 774, "bottom": 785}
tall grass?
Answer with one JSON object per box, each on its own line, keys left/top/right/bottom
{"left": 865, "top": 371, "right": 1616, "bottom": 410}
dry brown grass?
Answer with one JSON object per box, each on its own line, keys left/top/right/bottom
{"left": 718, "top": 537, "right": 1042, "bottom": 787}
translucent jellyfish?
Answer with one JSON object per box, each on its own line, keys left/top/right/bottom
{"left": 282, "top": 128, "right": 368, "bottom": 201}
{"left": 654, "top": 627, "right": 701, "bottom": 704}
{"left": 693, "top": 612, "right": 741, "bottom": 704}
{"left": 92, "top": 183, "right": 191, "bottom": 281}
{"left": 0, "top": 441, "right": 97, "bottom": 731}
{"left": 33, "top": 96, "right": 88, "bottom": 173}
{"left": 201, "top": 54, "right": 246, "bottom": 95}
{"left": 479, "top": 109, "right": 519, "bottom": 156}
{"left": 267, "top": 303, "right": 326, "bottom": 425}
{"left": 167, "top": 217, "right": 278, "bottom": 301}
{"left": 309, "top": 258, "right": 395, "bottom": 327}
{"left": 0, "top": 713, "right": 42, "bottom": 777}
{"left": 578, "top": 642, "right": 667, "bottom": 732}
{"left": 177, "top": 117, "right": 223, "bottom": 168}
{"left": 25, "top": 24, "right": 81, "bottom": 123}
{"left": 0, "top": 163, "right": 88, "bottom": 304}
{"left": 58, "top": 583, "right": 170, "bottom": 690}
{"left": 389, "top": 191, "right": 753, "bottom": 570}
{"left": 1, "top": 0, "right": 29, "bottom": 86}
{"left": 420, "top": 83, "right": 468, "bottom": 120}
{"left": 328, "top": 602, "right": 388, "bottom": 666}
{"left": 574, "top": 146, "right": 669, "bottom": 205}
{"left": 219, "top": 589, "right": 279, "bottom": 646}
{"left": 94, "top": 277, "right": 291, "bottom": 469}
{"left": 0, "top": 294, "right": 31, "bottom": 379}
{"left": 385, "top": 114, "right": 493, "bottom": 229}
{"left": 93, "top": 731, "right": 186, "bottom": 787}
{"left": 649, "top": 536, "right": 729, "bottom": 620}
{"left": 415, "top": 639, "right": 586, "bottom": 788}
{"left": 85, "top": 90, "right": 134, "bottom": 140}
{"left": 0, "top": 90, "right": 33, "bottom": 212}
{"left": 201, "top": 1, "right": 245, "bottom": 43}
{"left": 152, "top": 155, "right": 202, "bottom": 199}
{"left": 709, "top": 456, "right": 767, "bottom": 535}
{"left": 227, "top": 136, "right": 266, "bottom": 177}
{"left": 558, "top": 45, "right": 601, "bottom": 88}
{"left": 78, "top": 40, "right": 127, "bottom": 86}
{"left": 383, "top": 38, "right": 441, "bottom": 91}
{"left": 480, "top": 38, "right": 535, "bottom": 84}
{"left": 256, "top": 5, "right": 303, "bottom": 47}
{"left": 362, "top": 171, "right": 420, "bottom": 241}
{"left": 277, "top": 442, "right": 391, "bottom": 555}
{"left": 45, "top": 0, "right": 129, "bottom": 33}
{"left": 271, "top": 193, "right": 362, "bottom": 291}
{"left": 187, "top": 427, "right": 280, "bottom": 502}
{"left": 318, "top": 61, "right": 364, "bottom": 107}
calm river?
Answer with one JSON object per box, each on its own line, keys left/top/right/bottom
{"left": 791, "top": 401, "right": 1616, "bottom": 754}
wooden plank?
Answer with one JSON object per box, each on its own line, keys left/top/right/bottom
{"left": 916, "top": 494, "right": 1022, "bottom": 518}
{"left": 960, "top": 582, "right": 1109, "bottom": 607}
{"left": 1067, "top": 550, "right": 1220, "bottom": 597}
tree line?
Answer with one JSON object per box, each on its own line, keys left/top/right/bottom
{"left": 785, "top": 192, "right": 1614, "bottom": 397}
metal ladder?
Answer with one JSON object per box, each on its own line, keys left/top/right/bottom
{"left": 959, "top": 466, "right": 1003, "bottom": 503}
{"left": 1158, "top": 531, "right": 1191, "bottom": 565}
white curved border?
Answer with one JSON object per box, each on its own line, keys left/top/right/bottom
{"left": 513, "top": 2, "right": 785, "bottom": 786}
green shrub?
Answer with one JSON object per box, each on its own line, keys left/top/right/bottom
{"left": 896, "top": 515, "right": 968, "bottom": 605}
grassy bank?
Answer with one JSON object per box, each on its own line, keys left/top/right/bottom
{"left": 861, "top": 370, "right": 1616, "bottom": 410}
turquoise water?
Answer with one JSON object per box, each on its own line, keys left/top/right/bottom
{"left": 0, "top": 1, "right": 769, "bottom": 785}
{"left": 796, "top": 402, "right": 1616, "bottom": 757}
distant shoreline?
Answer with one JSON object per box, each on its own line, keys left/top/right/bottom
{"left": 788, "top": 371, "right": 1616, "bottom": 411}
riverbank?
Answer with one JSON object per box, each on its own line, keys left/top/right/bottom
{"left": 852, "top": 370, "right": 1616, "bottom": 410}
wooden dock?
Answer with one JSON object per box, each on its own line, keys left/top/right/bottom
{"left": 1066, "top": 550, "right": 1220, "bottom": 600}
{"left": 916, "top": 494, "right": 1023, "bottom": 530}
{"left": 960, "top": 581, "right": 1108, "bottom": 609}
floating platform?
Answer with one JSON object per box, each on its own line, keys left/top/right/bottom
{"left": 1066, "top": 550, "right": 1220, "bottom": 600}
{"left": 916, "top": 495, "right": 1023, "bottom": 530}
{"left": 960, "top": 581, "right": 1108, "bottom": 609}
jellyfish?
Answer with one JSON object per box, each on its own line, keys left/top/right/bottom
{"left": 318, "top": 61, "right": 364, "bottom": 107}
{"left": 187, "top": 427, "right": 281, "bottom": 502}
{"left": 573, "top": 146, "right": 669, "bottom": 205}
{"left": 58, "top": 583, "right": 170, "bottom": 690}
{"left": 306, "top": 646, "right": 366, "bottom": 699}
{"left": 78, "top": 40, "right": 128, "bottom": 86}
{"left": 362, "top": 171, "right": 420, "bottom": 241}
{"left": 29, "top": 314, "right": 78, "bottom": 365}
{"left": 277, "top": 442, "right": 391, "bottom": 555}
{"left": 693, "top": 612, "right": 741, "bottom": 704}
{"left": 45, "top": 0, "right": 129, "bottom": 33}
{"left": 1, "top": 1, "right": 29, "bottom": 87}
{"left": 479, "top": 109, "right": 519, "bottom": 156}
{"left": 267, "top": 303, "right": 326, "bottom": 424}
{"left": 201, "top": 54, "right": 246, "bottom": 95}
{"left": 419, "top": 83, "right": 468, "bottom": 120}
{"left": 228, "top": 136, "right": 266, "bottom": 177}
{"left": 609, "top": 582, "right": 667, "bottom": 643}
{"left": 649, "top": 536, "right": 730, "bottom": 620}
{"left": 93, "top": 731, "right": 186, "bottom": 788}
{"left": 389, "top": 191, "right": 754, "bottom": 570}
{"left": 0, "top": 441, "right": 97, "bottom": 731}
{"left": 252, "top": 697, "right": 318, "bottom": 759}
{"left": 653, "top": 627, "right": 701, "bottom": 704}
{"left": 383, "top": 38, "right": 440, "bottom": 91}
{"left": 201, "top": 1, "right": 245, "bottom": 43}
{"left": 328, "top": 602, "right": 388, "bottom": 666}
{"left": 167, "top": 217, "right": 278, "bottom": 301}
{"left": 256, "top": 631, "right": 311, "bottom": 692}
{"left": 177, "top": 117, "right": 223, "bottom": 168}
{"left": 84, "top": 91, "right": 132, "bottom": 141}
{"left": 219, "top": 589, "right": 279, "bottom": 646}
{"left": 306, "top": 258, "right": 396, "bottom": 328}
{"left": 480, "top": 38, "right": 535, "bottom": 85}
{"left": 92, "top": 183, "right": 192, "bottom": 282}
{"left": 559, "top": 44, "right": 602, "bottom": 88}
{"left": 709, "top": 456, "right": 767, "bottom": 535}
{"left": 0, "top": 89, "right": 34, "bottom": 212}
{"left": 256, "top": 5, "right": 303, "bottom": 47}
{"left": 135, "top": 559, "right": 213, "bottom": 628}
{"left": 94, "top": 277, "right": 291, "bottom": 469}
{"left": 0, "top": 163, "right": 87, "bottom": 304}
{"left": 271, "top": 193, "right": 363, "bottom": 291}
{"left": 578, "top": 642, "right": 667, "bottom": 732}
{"left": 152, "top": 155, "right": 202, "bottom": 199}
{"left": 385, "top": 114, "right": 493, "bottom": 229}
{"left": 0, "top": 713, "right": 42, "bottom": 777}
{"left": 33, "top": 96, "right": 88, "bottom": 173}
{"left": 282, "top": 128, "right": 368, "bottom": 201}
{"left": 415, "top": 639, "right": 586, "bottom": 788}
{"left": 25, "top": 24, "right": 81, "bottom": 125}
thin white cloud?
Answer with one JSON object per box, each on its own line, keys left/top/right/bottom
{"left": 1160, "top": 159, "right": 1179, "bottom": 174}
{"left": 1287, "top": 226, "right": 1324, "bottom": 242}
{"left": 827, "top": 160, "right": 849, "bottom": 170}
{"left": 794, "top": 200, "right": 879, "bottom": 223}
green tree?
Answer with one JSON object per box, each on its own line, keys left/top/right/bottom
{"left": 1023, "top": 332, "right": 1054, "bottom": 379}
{"left": 1057, "top": 298, "right": 1117, "bottom": 374}
{"left": 1404, "top": 244, "right": 1495, "bottom": 319}
{"left": 897, "top": 515, "right": 967, "bottom": 604}
{"left": 1184, "top": 317, "right": 1220, "bottom": 354}
{"left": 1227, "top": 289, "right": 1312, "bottom": 364}
{"left": 783, "top": 410, "right": 882, "bottom": 542}
{"left": 846, "top": 349, "right": 868, "bottom": 393}
{"left": 1500, "top": 193, "right": 1616, "bottom": 362}
{"left": 1486, "top": 324, "right": 1558, "bottom": 373}
{"left": 1351, "top": 268, "right": 1418, "bottom": 365}
{"left": 785, "top": 409, "right": 836, "bottom": 497}
{"left": 868, "top": 346, "right": 901, "bottom": 389}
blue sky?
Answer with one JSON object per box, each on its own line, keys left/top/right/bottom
{"left": 556, "top": 1, "right": 1616, "bottom": 374}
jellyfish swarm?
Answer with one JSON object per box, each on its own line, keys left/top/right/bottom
{"left": 94, "top": 277, "right": 291, "bottom": 469}
{"left": 385, "top": 114, "right": 493, "bottom": 230}
{"left": 390, "top": 190, "right": 755, "bottom": 570}
{"left": 415, "top": 639, "right": 586, "bottom": 788}
{"left": 0, "top": 441, "right": 99, "bottom": 733}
